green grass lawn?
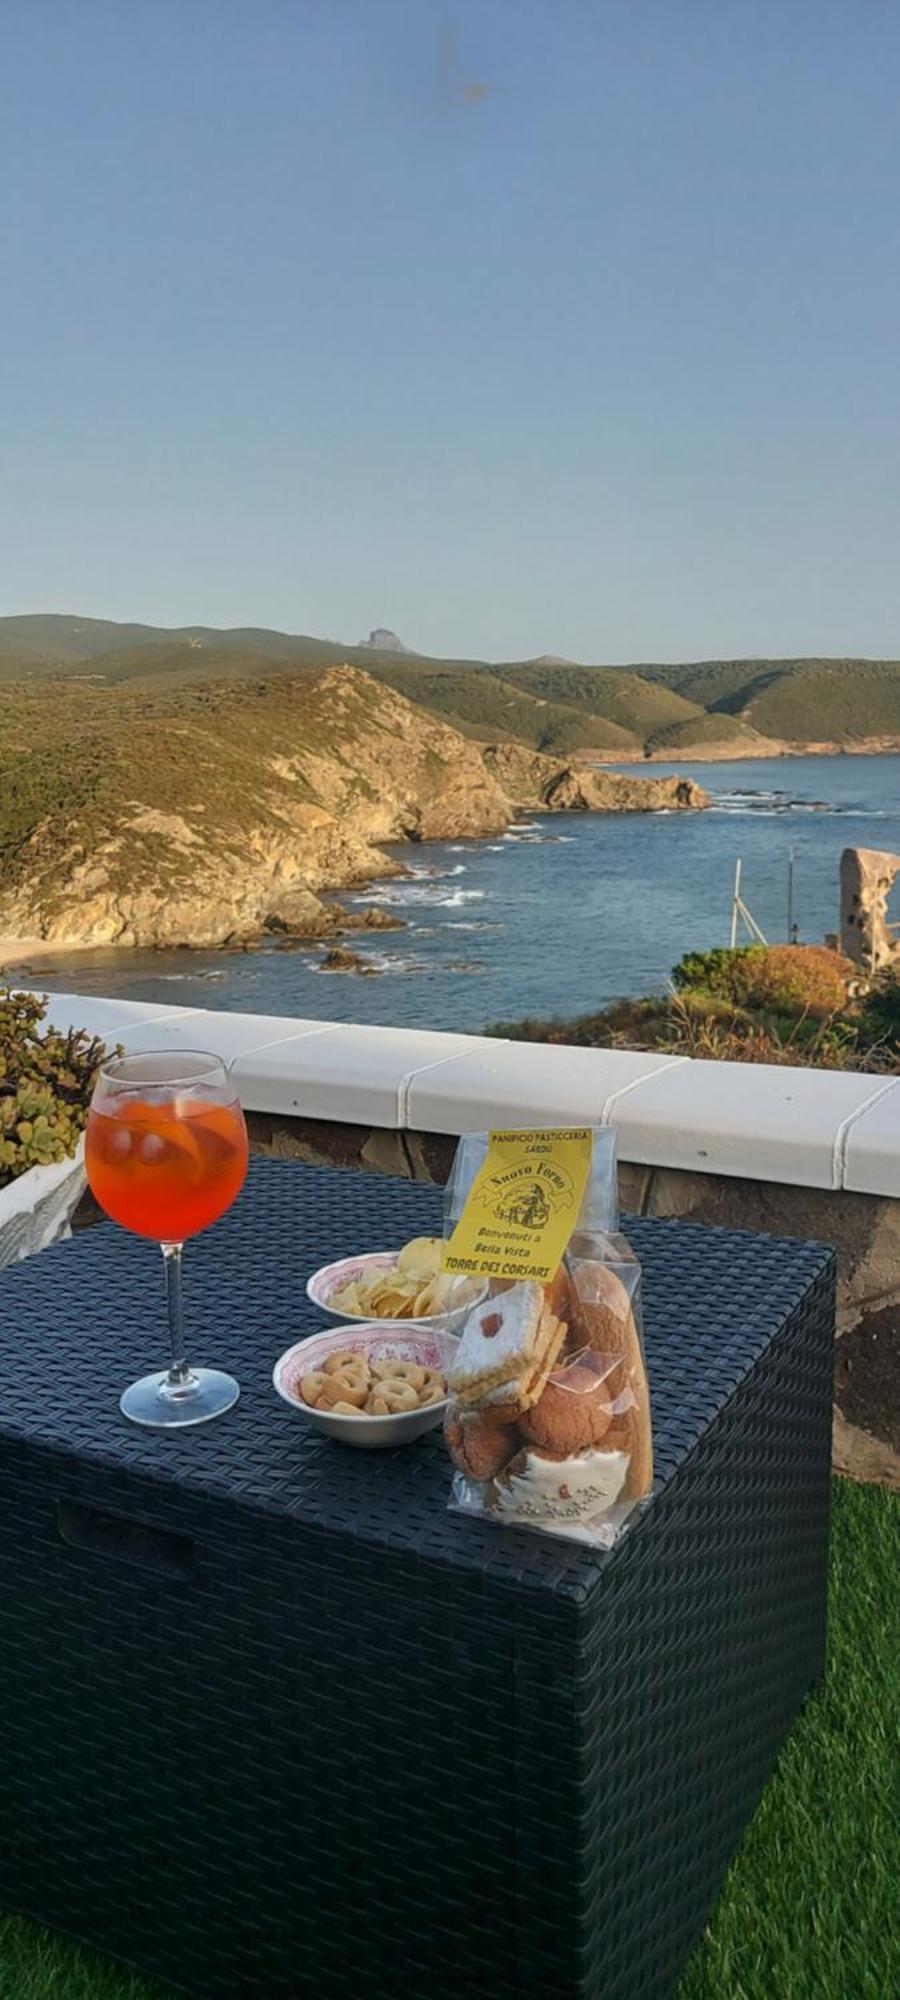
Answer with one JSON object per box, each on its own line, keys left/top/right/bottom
{"left": 0, "top": 1479, "right": 896, "bottom": 2000}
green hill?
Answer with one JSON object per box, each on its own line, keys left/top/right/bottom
{"left": 1, "top": 616, "right": 898, "bottom": 752}
{"left": 736, "top": 659, "right": 900, "bottom": 742}
{"left": 639, "top": 657, "right": 900, "bottom": 741}
{"left": 366, "top": 663, "right": 639, "bottom": 752}
{"left": 493, "top": 661, "right": 704, "bottom": 740}
{"left": 627, "top": 659, "right": 782, "bottom": 709}
{"left": 645, "top": 713, "right": 770, "bottom": 755}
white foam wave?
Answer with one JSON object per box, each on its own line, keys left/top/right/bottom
{"left": 348, "top": 883, "right": 486, "bottom": 910}
{"left": 444, "top": 920, "right": 504, "bottom": 931}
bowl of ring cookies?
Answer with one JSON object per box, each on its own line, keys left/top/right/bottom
{"left": 306, "top": 1236, "right": 486, "bottom": 1333}
{"left": 273, "top": 1322, "right": 459, "bottom": 1447}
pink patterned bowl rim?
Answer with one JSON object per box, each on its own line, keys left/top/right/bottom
{"left": 273, "top": 1323, "right": 459, "bottom": 1421}
{"left": 306, "top": 1250, "right": 486, "bottom": 1326}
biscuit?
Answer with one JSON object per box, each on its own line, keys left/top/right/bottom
{"left": 444, "top": 1405, "right": 520, "bottom": 1481}
{"left": 449, "top": 1284, "right": 545, "bottom": 1402}
{"left": 569, "top": 1260, "right": 652, "bottom": 1497}
{"left": 520, "top": 1355, "right": 614, "bottom": 1453}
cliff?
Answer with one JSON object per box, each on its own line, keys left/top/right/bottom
{"left": 0, "top": 667, "right": 512, "bottom": 952}
{"left": 482, "top": 742, "right": 709, "bottom": 812}
{"left": 0, "top": 665, "right": 706, "bottom": 956}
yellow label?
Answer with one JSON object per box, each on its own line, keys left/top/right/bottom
{"left": 445, "top": 1128, "right": 593, "bottom": 1282}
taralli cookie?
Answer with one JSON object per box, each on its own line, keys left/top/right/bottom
{"left": 520, "top": 1353, "right": 614, "bottom": 1453}
{"left": 300, "top": 1370, "right": 332, "bottom": 1408}
{"left": 372, "top": 1358, "right": 426, "bottom": 1389}
{"left": 323, "top": 1349, "right": 366, "bottom": 1376}
{"left": 320, "top": 1368, "right": 368, "bottom": 1409}
{"left": 298, "top": 1344, "right": 447, "bottom": 1419}
{"left": 444, "top": 1405, "right": 521, "bottom": 1481}
{"left": 367, "top": 1378, "right": 419, "bottom": 1415}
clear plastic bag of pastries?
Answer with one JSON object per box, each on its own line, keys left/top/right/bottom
{"left": 442, "top": 1128, "right": 653, "bottom": 1549}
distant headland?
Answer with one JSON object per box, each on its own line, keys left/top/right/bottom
{"left": 1, "top": 614, "right": 898, "bottom": 760}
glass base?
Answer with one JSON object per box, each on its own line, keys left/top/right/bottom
{"left": 120, "top": 1367, "right": 240, "bottom": 1429}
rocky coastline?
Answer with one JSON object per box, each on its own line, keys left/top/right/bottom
{"left": 0, "top": 665, "right": 708, "bottom": 967}
{"left": 600, "top": 734, "right": 900, "bottom": 763}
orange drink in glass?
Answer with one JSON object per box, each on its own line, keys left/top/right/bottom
{"left": 85, "top": 1052, "right": 249, "bottom": 1427}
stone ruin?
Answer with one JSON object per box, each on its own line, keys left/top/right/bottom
{"left": 840, "top": 847, "right": 900, "bottom": 972}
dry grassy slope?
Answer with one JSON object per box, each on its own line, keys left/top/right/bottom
{"left": 0, "top": 666, "right": 512, "bottom": 949}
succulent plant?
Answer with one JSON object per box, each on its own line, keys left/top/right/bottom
{"left": 0, "top": 989, "right": 112, "bottom": 1189}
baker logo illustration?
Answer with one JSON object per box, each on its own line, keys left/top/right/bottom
{"left": 476, "top": 1160, "right": 578, "bottom": 1233}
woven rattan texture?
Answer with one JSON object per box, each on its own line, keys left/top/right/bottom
{"left": 0, "top": 1160, "right": 835, "bottom": 1998}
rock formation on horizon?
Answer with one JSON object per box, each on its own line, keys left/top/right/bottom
{"left": 358, "top": 628, "right": 409, "bottom": 653}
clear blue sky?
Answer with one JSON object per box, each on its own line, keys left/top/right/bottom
{"left": 2, "top": 0, "right": 899, "bottom": 660}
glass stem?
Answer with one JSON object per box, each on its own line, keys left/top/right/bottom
{"left": 161, "top": 1242, "right": 190, "bottom": 1384}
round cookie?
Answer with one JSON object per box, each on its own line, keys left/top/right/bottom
{"left": 444, "top": 1405, "right": 520, "bottom": 1481}
{"left": 520, "top": 1358, "right": 614, "bottom": 1453}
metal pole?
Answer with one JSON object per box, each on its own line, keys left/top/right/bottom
{"left": 730, "top": 859, "right": 741, "bottom": 948}
{"left": 787, "top": 845, "right": 795, "bottom": 943}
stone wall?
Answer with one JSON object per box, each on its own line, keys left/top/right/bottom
{"left": 246, "top": 1109, "right": 900, "bottom": 1491}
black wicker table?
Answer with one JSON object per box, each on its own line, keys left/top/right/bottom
{"left": 0, "top": 1159, "right": 834, "bottom": 2000}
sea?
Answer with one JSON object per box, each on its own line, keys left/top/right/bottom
{"left": 21, "top": 756, "right": 900, "bottom": 1035}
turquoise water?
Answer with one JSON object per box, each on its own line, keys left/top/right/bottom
{"left": 23, "top": 755, "right": 900, "bottom": 1033}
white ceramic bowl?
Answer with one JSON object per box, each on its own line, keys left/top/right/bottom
{"left": 273, "top": 1323, "right": 459, "bottom": 1448}
{"left": 306, "top": 1250, "right": 486, "bottom": 1332}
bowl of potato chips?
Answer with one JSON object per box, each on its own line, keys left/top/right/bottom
{"left": 307, "top": 1236, "right": 486, "bottom": 1330}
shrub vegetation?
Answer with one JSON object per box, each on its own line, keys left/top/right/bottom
{"left": 0, "top": 989, "right": 110, "bottom": 1187}
{"left": 487, "top": 947, "right": 899, "bottom": 1072}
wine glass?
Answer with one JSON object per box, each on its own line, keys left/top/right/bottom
{"left": 85, "top": 1051, "right": 249, "bottom": 1427}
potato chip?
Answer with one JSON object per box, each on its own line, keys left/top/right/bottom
{"left": 371, "top": 1294, "right": 410, "bottom": 1320}
{"left": 397, "top": 1237, "right": 444, "bottom": 1280}
{"left": 325, "top": 1241, "right": 481, "bottom": 1321}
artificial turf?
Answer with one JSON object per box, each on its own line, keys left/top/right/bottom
{"left": 0, "top": 1478, "right": 896, "bottom": 2000}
